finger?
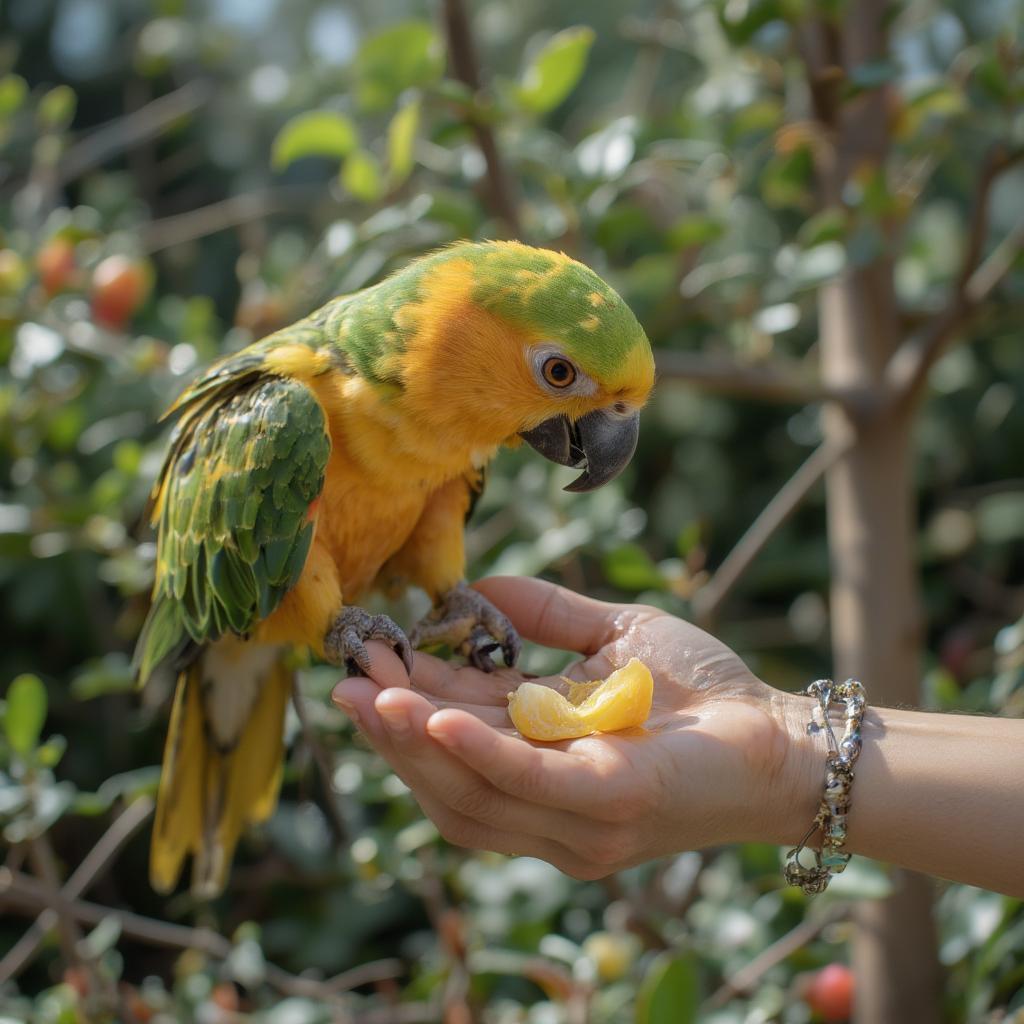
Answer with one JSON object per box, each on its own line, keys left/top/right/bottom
{"left": 357, "top": 640, "right": 413, "bottom": 690}
{"left": 406, "top": 785, "right": 596, "bottom": 877}
{"left": 372, "top": 688, "right": 608, "bottom": 846}
{"left": 426, "top": 708, "right": 632, "bottom": 822}
{"left": 472, "top": 577, "right": 622, "bottom": 655}
{"left": 409, "top": 651, "right": 515, "bottom": 705}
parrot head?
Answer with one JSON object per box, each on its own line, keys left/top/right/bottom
{"left": 389, "top": 241, "right": 655, "bottom": 491}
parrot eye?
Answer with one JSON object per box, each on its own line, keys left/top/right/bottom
{"left": 541, "top": 356, "right": 576, "bottom": 389}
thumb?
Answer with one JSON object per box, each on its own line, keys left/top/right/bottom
{"left": 472, "top": 576, "right": 621, "bottom": 656}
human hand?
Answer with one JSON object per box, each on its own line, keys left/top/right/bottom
{"left": 331, "top": 577, "right": 814, "bottom": 879}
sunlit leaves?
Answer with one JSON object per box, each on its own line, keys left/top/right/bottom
{"left": 354, "top": 21, "right": 443, "bottom": 112}
{"left": 636, "top": 954, "right": 700, "bottom": 1024}
{"left": 4, "top": 673, "right": 47, "bottom": 756}
{"left": 516, "top": 26, "right": 595, "bottom": 114}
{"left": 341, "top": 149, "right": 383, "bottom": 202}
{"left": 387, "top": 98, "right": 420, "bottom": 187}
{"left": 38, "top": 85, "right": 77, "bottom": 130}
{"left": 271, "top": 111, "right": 358, "bottom": 170}
{"left": 0, "top": 74, "right": 28, "bottom": 118}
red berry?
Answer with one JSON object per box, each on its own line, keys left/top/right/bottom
{"left": 805, "top": 964, "right": 854, "bottom": 1022}
{"left": 210, "top": 982, "right": 239, "bottom": 1012}
{"left": 91, "top": 255, "right": 151, "bottom": 329}
{"left": 36, "top": 238, "right": 77, "bottom": 295}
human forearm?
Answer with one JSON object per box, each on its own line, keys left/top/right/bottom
{"left": 775, "top": 693, "right": 1024, "bottom": 897}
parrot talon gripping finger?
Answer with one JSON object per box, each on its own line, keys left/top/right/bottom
{"left": 325, "top": 607, "right": 415, "bottom": 677}
{"left": 410, "top": 582, "right": 521, "bottom": 673}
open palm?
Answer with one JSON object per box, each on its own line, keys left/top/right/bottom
{"left": 332, "top": 576, "right": 806, "bottom": 878}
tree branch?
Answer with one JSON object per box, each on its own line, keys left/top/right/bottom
{"left": 0, "top": 869, "right": 405, "bottom": 1004}
{"left": 879, "top": 145, "right": 1024, "bottom": 410}
{"left": 655, "top": 351, "right": 861, "bottom": 407}
{"left": 291, "top": 682, "right": 348, "bottom": 846}
{"left": 705, "top": 903, "right": 848, "bottom": 1009}
{"left": 692, "top": 437, "right": 847, "bottom": 624}
{"left": 141, "top": 186, "right": 319, "bottom": 253}
{"left": 0, "top": 797, "right": 154, "bottom": 984}
{"left": 57, "top": 81, "right": 213, "bottom": 187}
{"left": 440, "top": 0, "right": 521, "bottom": 234}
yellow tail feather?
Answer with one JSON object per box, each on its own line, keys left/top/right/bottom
{"left": 149, "top": 643, "right": 292, "bottom": 897}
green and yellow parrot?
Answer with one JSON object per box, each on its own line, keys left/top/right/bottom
{"left": 135, "top": 240, "right": 655, "bottom": 896}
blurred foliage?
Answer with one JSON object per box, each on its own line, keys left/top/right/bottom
{"left": 1, "top": 0, "right": 1023, "bottom": 1021}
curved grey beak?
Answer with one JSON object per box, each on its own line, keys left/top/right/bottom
{"left": 519, "top": 407, "right": 640, "bottom": 492}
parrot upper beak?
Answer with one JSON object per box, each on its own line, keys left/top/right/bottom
{"left": 519, "top": 407, "right": 640, "bottom": 492}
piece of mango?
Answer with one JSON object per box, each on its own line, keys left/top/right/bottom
{"left": 507, "top": 658, "right": 654, "bottom": 742}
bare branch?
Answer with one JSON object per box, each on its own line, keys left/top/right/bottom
{"left": 57, "top": 81, "right": 213, "bottom": 187}
{"left": 291, "top": 681, "right": 348, "bottom": 846}
{"left": 141, "top": 186, "right": 319, "bottom": 253}
{"left": 880, "top": 146, "right": 1024, "bottom": 410}
{"left": 440, "top": 0, "right": 522, "bottom": 234}
{"left": 705, "top": 903, "right": 848, "bottom": 1008}
{"left": 0, "top": 870, "right": 405, "bottom": 1004}
{"left": 26, "top": 837, "right": 86, "bottom": 970}
{"left": 692, "top": 437, "right": 848, "bottom": 625}
{"left": 0, "top": 797, "right": 154, "bottom": 984}
{"left": 656, "top": 351, "right": 861, "bottom": 407}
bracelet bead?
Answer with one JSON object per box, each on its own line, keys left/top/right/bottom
{"left": 784, "top": 678, "right": 866, "bottom": 895}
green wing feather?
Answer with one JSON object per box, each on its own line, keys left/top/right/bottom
{"left": 135, "top": 358, "right": 330, "bottom": 682}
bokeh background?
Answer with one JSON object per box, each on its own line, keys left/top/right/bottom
{"left": 1, "top": 0, "right": 1023, "bottom": 1021}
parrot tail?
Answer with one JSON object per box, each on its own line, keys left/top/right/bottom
{"left": 149, "top": 639, "right": 292, "bottom": 898}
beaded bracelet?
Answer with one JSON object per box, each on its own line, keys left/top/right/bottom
{"left": 784, "top": 678, "right": 866, "bottom": 895}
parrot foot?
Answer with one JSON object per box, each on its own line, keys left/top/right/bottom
{"left": 325, "top": 608, "right": 414, "bottom": 677}
{"left": 410, "top": 582, "right": 521, "bottom": 673}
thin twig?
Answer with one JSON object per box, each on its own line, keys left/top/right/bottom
{"left": 693, "top": 438, "right": 846, "bottom": 624}
{"left": 291, "top": 681, "right": 348, "bottom": 846}
{"left": 705, "top": 902, "right": 848, "bottom": 1008}
{"left": 440, "top": 0, "right": 521, "bottom": 234}
{"left": 141, "top": 186, "right": 320, "bottom": 253}
{"left": 656, "top": 351, "right": 861, "bottom": 408}
{"left": 0, "top": 870, "right": 405, "bottom": 1004}
{"left": 880, "top": 146, "right": 1024, "bottom": 411}
{"left": 26, "top": 837, "right": 85, "bottom": 971}
{"left": 57, "top": 81, "right": 213, "bottom": 187}
{"left": 694, "top": 147, "right": 1024, "bottom": 619}
{"left": 0, "top": 797, "right": 154, "bottom": 984}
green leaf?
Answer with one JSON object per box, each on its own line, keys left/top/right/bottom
{"left": 355, "top": 21, "right": 443, "bottom": 112}
{"left": 0, "top": 74, "right": 28, "bottom": 118}
{"left": 636, "top": 953, "right": 700, "bottom": 1024}
{"left": 271, "top": 111, "right": 358, "bottom": 170}
{"left": 667, "top": 216, "right": 726, "bottom": 250}
{"left": 341, "top": 150, "right": 383, "bottom": 202}
{"left": 4, "top": 673, "right": 47, "bottom": 756}
{"left": 603, "top": 543, "right": 666, "bottom": 592}
{"left": 516, "top": 27, "right": 595, "bottom": 114}
{"left": 37, "top": 735, "right": 67, "bottom": 768}
{"left": 798, "top": 207, "right": 849, "bottom": 247}
{"left": 761, "top": 147, "right": 814, "bottom": 209}
{"left": 71, "top": 653, "right": 135, "bottom": 700}
{"left": 38, "top": 85, "right": 77, "bottom": 130}
{"left": 387, "top": 98, "right": 420, "bottom": 187}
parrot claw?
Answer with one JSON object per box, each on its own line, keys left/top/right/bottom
{"left": 325, "top": 607, "right": 415, "bottom": 677}
{"left": 410, "top": 582, "right": 521, "bottom": 673}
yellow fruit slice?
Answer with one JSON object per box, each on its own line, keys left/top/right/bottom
{"left": 507, "top": 658, "right": 654, "bottom": 742}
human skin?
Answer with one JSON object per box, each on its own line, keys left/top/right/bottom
{"left": 331, "top": 576, "right": 1024, "bottom": 898}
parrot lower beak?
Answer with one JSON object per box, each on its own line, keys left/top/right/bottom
{"left": 519, "top": 407, "right": 640, "bottom": 492}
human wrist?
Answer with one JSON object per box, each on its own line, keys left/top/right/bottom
{"left": 755, "top": 688, "right": 824, "bottom": 848}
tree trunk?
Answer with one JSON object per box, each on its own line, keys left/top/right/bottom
{"left": 820, "top": 270, "right": 943, "bottom": 1023}
{"left": 814, "top": 2, "right": 945, "bottom": 1019}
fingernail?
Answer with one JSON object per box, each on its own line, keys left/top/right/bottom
{"left": 332, "top": 695, "right": 362, "bottom": 728}
{"left": 378, "top": 702, "right": 411, "bottom": 739}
